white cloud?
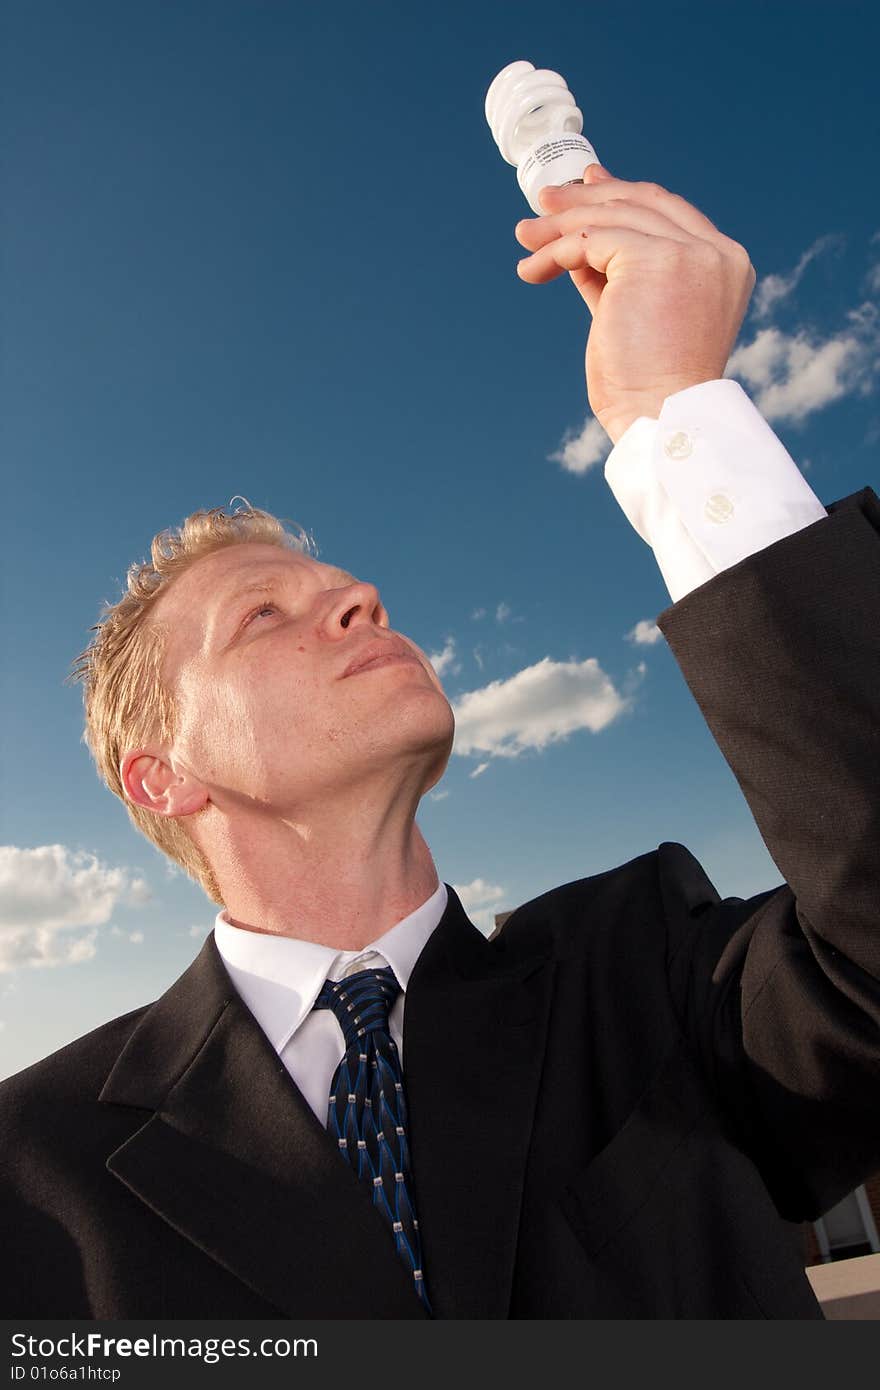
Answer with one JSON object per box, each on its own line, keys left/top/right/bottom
{"left": 428, "top": 789, "right": 450, "bottom": 802}
{"left": 469, "top": 761, "right": 490, "bottom": 779}
{"left": 451, "top": 877, "right": 507, "bottom": 935}
{"left": 858, "top": 232, "right": 880, "bottom": 299}
{"left": 0, "top": 845, "right": 150, "bottom": 973}
{"left": 495, "top": 601, "right": 511, "bottom": 624}
{"left": 188, "top": 923, "right": 212, "bottom": 938}
{"left": 548, "top": 415, "right": 609, "bottom": 475}
{"left": 751, "top": 234, "right": 844, "bottom": 319}
{"left": 128, "top": 930, "right": 144, "bottom": 945}
{"left": 471, "top": 607, "right": 487, "bottom": 621}
{"left": 725, "top": 301, "right": 880, "bottom": 426}
{"left": 626, "top": 619, "right": 663, "bottom": 646}
{"left": 428, "top": 636, "right": 460, "bottom": 678}
{"left": 451, "top": 656, "right": 632, "bottom": 760}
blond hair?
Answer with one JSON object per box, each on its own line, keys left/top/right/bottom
{"left": 70, "top": 501, "right": 316, "bottom": 903}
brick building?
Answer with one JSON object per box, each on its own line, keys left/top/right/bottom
{"left": 803, "top": 1174, "right": 880, "bottom": 1264}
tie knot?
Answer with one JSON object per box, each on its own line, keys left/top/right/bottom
{"left": 313, "top": 966, "right": 400, "bottom": 1050}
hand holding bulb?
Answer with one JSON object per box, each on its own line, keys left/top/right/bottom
{"left": 516, "top": 167, "right": 757, "bottom": 444}
{"left": 486, "top": 61, "right": 757, "bottom": 445}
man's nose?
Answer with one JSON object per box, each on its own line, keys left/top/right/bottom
{"left": 330, "top": 581, "right": 389, "bottom": 632}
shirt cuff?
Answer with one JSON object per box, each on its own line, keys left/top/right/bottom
{"left": 604, "top": 378, "right": 829, "bottom": 603}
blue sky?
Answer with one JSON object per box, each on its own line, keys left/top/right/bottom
{"left": 2, "top": 0, "right": 878, "bottom": 1079}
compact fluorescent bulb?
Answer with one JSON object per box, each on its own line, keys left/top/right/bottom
{"left": 485, "top": 60, "right": 600, "bottom": 213}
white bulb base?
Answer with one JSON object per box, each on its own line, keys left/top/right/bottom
{"left": 517, "top": 133, "right": 600, "bottom": 214}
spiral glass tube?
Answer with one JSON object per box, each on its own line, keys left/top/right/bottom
{"left": 485, "top": 60, "right": 600, "bottom": 213}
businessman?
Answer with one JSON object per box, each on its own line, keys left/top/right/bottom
{"left": 2, "top": 166, "right": 879, "bottom": 1318}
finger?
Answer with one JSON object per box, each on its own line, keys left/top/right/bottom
{"left": 517, "top": 224, "right": 685, "bottom": 284}
{"left": 517, "top": 252, "right": 607, "bottom": 323}
{"left": 515, "top": 199, "right": 693, "bottom": 254}
{"left": 567, "top": 264, "right": 606, "bottom": 317}
{"left": 538, "top": 175, "right": 723, "bottom": 243}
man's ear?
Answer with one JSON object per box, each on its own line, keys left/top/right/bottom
{"left": 120, "top": 750, "right": 208, "bottom": 819}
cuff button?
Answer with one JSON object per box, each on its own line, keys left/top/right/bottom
{"left": 704, "top": 493, "right": 735, "bottom": 524}
{"left": 663, "top": 430, "right": 694, "bottom": 460}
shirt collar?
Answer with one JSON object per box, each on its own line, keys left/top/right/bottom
{"left": 212, "top": 881, "right": 448, "bottom": 1053}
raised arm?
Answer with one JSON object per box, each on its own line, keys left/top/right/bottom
{"left": 518, "top": 163, "right": 880, "bottom": 1216}
{"left": 656, "top": 483, "right": 880, "bottom": 1217}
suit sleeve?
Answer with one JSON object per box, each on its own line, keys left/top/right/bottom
{"left": 654, "top": 484, "right": 880, "bottom": 1220}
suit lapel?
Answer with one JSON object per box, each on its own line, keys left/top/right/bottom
{"left": 100, "top": 936, "right": 427, "bottom": 1318}
{"left": 404, "top": 886, "right": 555, "bottom": 1318}
{"left": 99, "top": 888, "right": 554, "bottom": 1319}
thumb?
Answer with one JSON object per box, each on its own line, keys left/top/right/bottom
{"left": 586, "top": 162, "right": 614, "bottom": 182}
{"left": 568, "top": 264, "right": 605, "bottom": 318}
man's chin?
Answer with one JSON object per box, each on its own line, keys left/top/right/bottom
{"left": 418, "top": 725, "right": 454, "bottom": 795}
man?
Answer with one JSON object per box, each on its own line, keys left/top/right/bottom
{"left": 2, "top": 167, "right": 879, "bottom": 1319}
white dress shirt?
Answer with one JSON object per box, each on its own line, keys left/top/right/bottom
{"left": 604, "top": 377, "right": 827, "bottom": 603}
{"left": 212, "top": 376, "right": 829, "bottom": 1123}
{"left": 214, "top": 881, "right": 448, "bottom": 1123}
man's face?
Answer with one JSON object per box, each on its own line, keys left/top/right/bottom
{"left": 148, "top": 541, "right": 454, "bottom": 814}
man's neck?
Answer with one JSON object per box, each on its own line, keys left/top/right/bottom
{"left": 203, "top": 796, "right": 441, "bottom": 950}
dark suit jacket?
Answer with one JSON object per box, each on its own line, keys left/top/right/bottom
{"left": 3, "top": 486, "right": 880, "bottom": 1319}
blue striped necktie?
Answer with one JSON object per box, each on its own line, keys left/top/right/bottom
{"left": 313, "top": 966, "right": 431, "bottom": 1312}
